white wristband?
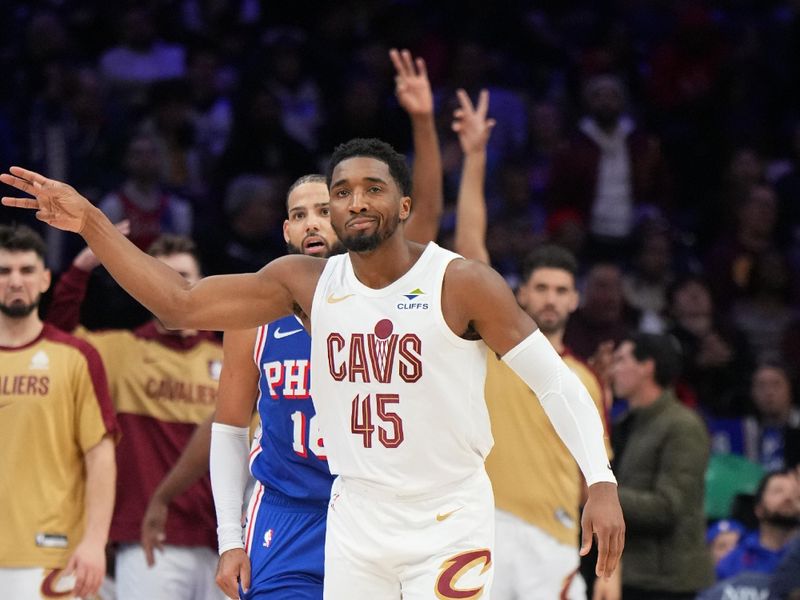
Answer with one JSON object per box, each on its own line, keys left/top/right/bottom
{"left": 210, "top": 422, "right": 251, "bottom": 554}
{"left": 502, "top": 329, "right": 616, "bottom": 486}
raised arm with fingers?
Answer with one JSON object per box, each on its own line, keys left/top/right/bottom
{"left": 1, "top": 168, "right": 320, "bottom": 330}
{"left": 452, "top": 88, "right": 495, "bottom": 264}
{"left": 390, "top": 48, "right": 443, "bottom": 244}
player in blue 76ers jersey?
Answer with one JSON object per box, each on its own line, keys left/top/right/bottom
{"left": 209, "top": 175, "right": 339, "bottom": 600}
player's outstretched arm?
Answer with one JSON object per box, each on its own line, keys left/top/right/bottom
{"left": 452, "top": 88, "right": 495, "bottom": 265}
{"left": 212, "top": 328, "right": 260, "bottom": 598}
{"left": 443, "top": 260, "right": 625, "bottom": 577}
{"left": 66, "top": 435, "right": 115, "bottom": 598}
{"left": 390, "top": 48, "right": 443, "bottom": 244}
{"left": 1, "top": 167, "right": 315, "bottom": 330}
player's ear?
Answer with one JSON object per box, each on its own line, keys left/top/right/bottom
{"left": 283, "top": 220, "right": 291, "bottom": 243}
{"left": 399, "top": 196, "right": 412, "bottom": 222}
{"left": 569, "top": 290, "right": 580, "bottom": 313}
{"left": 40, "top": 268, "right": 51, "bottom": 293}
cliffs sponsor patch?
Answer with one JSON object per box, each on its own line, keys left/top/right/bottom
{"left": 398, "top": 287, "right": 428, "bottom": 310}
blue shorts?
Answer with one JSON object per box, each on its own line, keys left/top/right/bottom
{"left": 240, "top": 484, "right": 327, "bottom": 600}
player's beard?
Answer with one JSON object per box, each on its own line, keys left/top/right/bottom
{"left": 336, "top": 213, "right": 400, "bottom": 253}
{"left": 531, "top": 309, "right": 568, "bottom": 336}
{"left": 286, "top": 237, "right": 346, "bottom": 258}
{"left": 0, "top": 297, "right": 40, "bottom": 318}
{"left": 761, "top": 509, "right": 800, "bottom": 530}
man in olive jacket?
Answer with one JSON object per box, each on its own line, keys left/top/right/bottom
{"left": 595, "top": 333, "right": 714, "bottom": 600}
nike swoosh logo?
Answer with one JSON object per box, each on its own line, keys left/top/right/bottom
{"left": 274, "top": 328, "right": 303, "bottom": 339}
{"left": 436, "top": 507, "right": 463, "bottom": 522}
{"left": 327, "top": 293, "right": 355, "bottom": 304}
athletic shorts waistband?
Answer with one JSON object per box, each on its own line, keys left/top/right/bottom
{"left": 259, "top": 487, "right": 329, "bottom": 512}
{"left": 337, "top": 468, "right": 488, "bottom": 503}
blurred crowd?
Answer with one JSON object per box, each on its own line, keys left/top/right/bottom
{"left": 2, "top": 0, "right": 800, "bottom": 597}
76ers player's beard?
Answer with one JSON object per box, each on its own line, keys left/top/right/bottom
{"left": 0, "top": 297, "right": 40, "bottom": 318}
{"left": 286, "top": 237, "right": 346, "bottom": 258}
{"left": 335, "top": 212, "right": 401, "bottom": 253}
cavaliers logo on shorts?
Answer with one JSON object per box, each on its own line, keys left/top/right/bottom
{"left": 41, "top": 569, "right": 74, "bottom": 598}
{"left": 435, "top": 548, "right": 492, "bottom": 599}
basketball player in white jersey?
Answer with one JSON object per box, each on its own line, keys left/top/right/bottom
{"left": 2, "top": 141, "right": 625, "bottom": 599}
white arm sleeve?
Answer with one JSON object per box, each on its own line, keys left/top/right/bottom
{"left": 502, "top": 329, "right": 616, "bottom": 486}
{"left": 210, "top": 422, "right": 251, "bottom": 554}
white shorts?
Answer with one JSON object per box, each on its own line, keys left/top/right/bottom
{"left": 115, "top": 543, "right": 224, "bottom": 600}
{"left": 0, "top": 566, "right": 80, "bottom": 599}
{"left": 493, "top": 509, "right": 586, "bottom": 600}
{"left": 323, "top": 468, "right": 495, "bottom": 600}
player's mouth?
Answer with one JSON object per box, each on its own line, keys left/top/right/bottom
{"left": 303, "top": 236, "right": 328, "bottom": 255}
{"left": 347, "top": 216, "right": 378, "bottom": 231}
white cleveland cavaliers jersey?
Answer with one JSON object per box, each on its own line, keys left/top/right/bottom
{"left": 310, "top": 242, "right": 492, "bottom": 495}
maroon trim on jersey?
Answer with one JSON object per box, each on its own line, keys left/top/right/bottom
{"left": 46, "top": 265, "right": 91, "bottom": 333}
{"left": 110, "top": 413, "right": 217, "bottom": 549}
{"left": 133, "top": 321, "right": 220, "bottom": 351}
{"left": 41, "top": 324, "right": 119, "bottom": 438}
{"left": 0, "top": 323, "right": 47, "bottom": 351}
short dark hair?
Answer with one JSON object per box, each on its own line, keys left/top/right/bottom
{"left": 754, "top": 469, "right": 791, "bottom": 506}
{"left": 147, "top": 234, "right": 199, "bottom": 262}
{"left": 626, "top": 332, "right": 683, "bottom": 388}
{"left": 521, "top": 244, "right": 578, "bottom": 284}
{"left": 287, "top": 173, "right": 327, "bottom": 206}
{"left": 326, "top": 138, "right": 412, "bottom": 196}
{"left": 0, "top": 224, "right": 47, "bottom": 261}
{"left": 666, "top": 274, "right": 711, "bottom": 308}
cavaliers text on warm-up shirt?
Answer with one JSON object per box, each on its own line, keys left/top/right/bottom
{"left": 47, "top": 265, "right": 222, "bottom": 549}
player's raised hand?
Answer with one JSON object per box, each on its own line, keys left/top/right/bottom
{"left": 452, "top": 89, "right": 496, "bottom": 155}
{"left": 1, "top": 166, "right": 92, "bottom": 233}
{"left": 390, "top": 48, "right": 434, "bottom": 117}
{"left": 216, "top": 548, "right": 251, "bottom": 599}
{"left": 581, "top": 481, "right": 625, "bottom": 579}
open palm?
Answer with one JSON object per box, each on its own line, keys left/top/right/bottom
{"left": 1, "top": 167, "right": 91, "bottom": 233}
{"left": 390, "top": 48, "right": 434, "bottom": 117}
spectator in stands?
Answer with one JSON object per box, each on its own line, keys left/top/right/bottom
{"left": 549, "top": 74, "right": 670, "bottom": 262}
{"left": 98, "top": 133, "right": 193, "bottom": 251}
{"left": 716, "top": 470, "right": 800, "bottom": 580}
{"left": 705, "top": 183, "right": 779, "bottom": 311}
{"left": 595, "top": 333, "right": 713, "bottom": 599}
{"left": 731, "top": 249, "right": 798, "bottom": 362}
{"left": 745, "top": 363, "right": 800, "bottom": 472}
{"left": 564, "top": 262, "right": 638, "bottom": 361}
{"left": 666, "top": 275, "right": 753, "bottom": 416}
{"left": 707, "top": 519, "right": 746, "bottom": 565}
{"left": 99, "top": 8, "right": 186, "bottom": 90}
